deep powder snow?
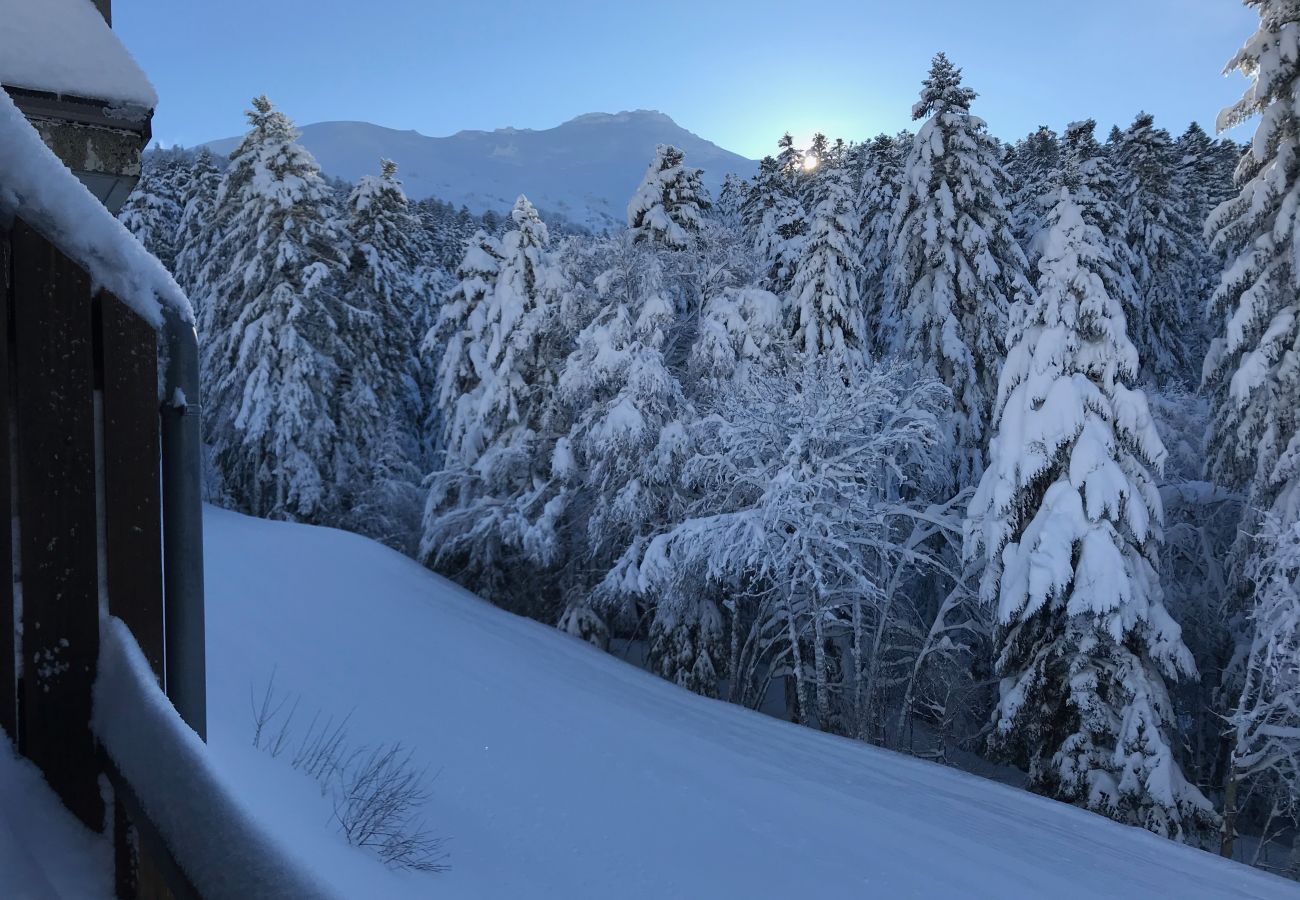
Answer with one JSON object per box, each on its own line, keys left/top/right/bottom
{"left": 199, "top": 507, "right": 1297, "bottom": 899}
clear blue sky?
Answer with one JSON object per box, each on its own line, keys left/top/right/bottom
{"left": 115, "top": 0, "right": 1257, "bottom": 157}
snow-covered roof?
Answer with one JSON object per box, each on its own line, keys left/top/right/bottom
{"left": 0, "top": 90, "right": 191, "bottom": 327}
{"left": 0, "top": 0, "right": 157, "bottom": 108}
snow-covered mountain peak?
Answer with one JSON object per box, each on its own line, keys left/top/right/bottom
{"left": 201, "top": 111, "right": 755, "bottom": 232}
{"left": 563, "top": 109, "right": 677, "bottom": 126}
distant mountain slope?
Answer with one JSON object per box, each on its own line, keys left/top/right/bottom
{"left": 202, "top": 110, "right": 757, "bottom": 231}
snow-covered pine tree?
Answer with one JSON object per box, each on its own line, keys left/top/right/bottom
{"left": 421, "top": 196, "right": 565, "bottom": 611}
{"left": 1223, "top": 512, "right": 1300, "bottom": 862}
{"left": 889, "top": 53, "right": 1032, "bottom": 486}
{"left": 1177, "top": 122, "right": 1232, "bottom": 359}
{"left": 1206, "top": 2, "right": 1300, "bottom": 527}
{"left": 856, "top": 134, "right": 904, "bottom": 354}
{"left": 806, "top": 132, "right": 830, "bottom": 171}
{"left": 427, "top": 229, "right": 504, "bottom": 449}
{"left": 1177, "top": 122, "right": 1223, "bottom": 232}
{"left": 1149, "top": 387, "right": 1243, "bottom": 790}
{"left": 1207, "top": 137, "right": 1247, "bottom": 212}
{"left": 689, "top": 284, "right": 784, "bottom": 393}
{"left": 1176, "top": 124, "right": 1245, "bottom": 242}
{"left": 1206, "top": 3, "right": 1300, "bottom": 854}
{"left": 966, "top": 183, "right": 1215, "bottom": 841}
{"left": 173, "top": 147, "right": 222, "bottom": 305}
{"left": 789, "top": 164, "right": 865, "bottom": 358}
{"left": 800, "top": 132, "right": 831, "bottom": 207}
{"left": 752, "top": 135, "right": 809, "bottom": 294}
{"left": 1110, "top": 112, "right": 1202, "bottom": 384}
{"left": 552, "top": 238, "right": 695, "bottom": 658}
{"left": 456, "top": 195, "right": 559, "bottom": 465}
{"left": 1059, "top": 120, "right": 1141, "bottom": 334}
{"left": 715, "top": 172, "right": 750, "bottom": 229}
{"left": 118, "top": 146, "right": 190, "bottom": 272}
{"left": 776, "top": 132, "right": 805, "bottom": 182}
{"left": 337, "top": 159, "right": 429, "bottom": 546}
{"left": 201, "top": 96, "right": 351, "bottom": 522}
{"left": 627, "top": 144, "right": 710, "bottom": 249}
{"left": 1007, "top": 125, "right": 1062, "bottom": 263}
{"left": 740, "top": 156, "right": 777, "bottom": 237}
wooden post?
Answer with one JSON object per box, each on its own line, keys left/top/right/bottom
{"left": 11, "top": 222, "right": 102, "bottom": 830}
{"left": 98, "top": 291, "right": 168, "bottom": 897}
{"left": 0, "top": 224, "right": 13, "bottom": 743}
{"left": 97, "top": 293, "right": 163, "bottom": 680}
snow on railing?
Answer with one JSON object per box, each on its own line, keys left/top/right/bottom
{"left": 93, "top": 617, "right": 337, "bottom": 900}
{"left": 0, "top": 89, "right": 189, "bottom": 329}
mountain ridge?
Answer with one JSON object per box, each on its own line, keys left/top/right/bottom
{"left": 200, "top": 109, "right": 757, "bottom": 231}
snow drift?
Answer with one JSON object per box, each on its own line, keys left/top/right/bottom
{"left": 199, "top": 506, "right": 1295, "bottom": 899}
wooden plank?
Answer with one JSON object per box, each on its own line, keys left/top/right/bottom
{"left": 11, "top": 221, "right": 102, "bottom": 830}
{"left": 98, "top": 293, "right": 163, "bottom": 681}
{"left": 0, "top": 224, "right": 13, "bottom": 742}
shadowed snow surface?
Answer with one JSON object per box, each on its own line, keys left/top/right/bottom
{"left": 203, "top": 507, "right": 1297, "bottom": 899}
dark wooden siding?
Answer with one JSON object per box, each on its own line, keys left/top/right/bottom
{"left": 98, "top": 294, "right": 164, "bottom": 682}
{"left": 10, "top": 220, "right": 104, "bottom": 829}
{"left": 0, "top": 222, "right": 13, "bottom": 742}
{"left": 3, "top": 213, "right": 189, "bottom": 898}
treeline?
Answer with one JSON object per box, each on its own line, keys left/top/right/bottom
{"left": 120, "top": 15, "right": 1298, "bottom": 875}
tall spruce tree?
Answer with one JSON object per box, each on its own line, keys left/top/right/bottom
{"left": 753, "top": 134, "right": 809, "bottom": 294}
{"left": 118, "top": 146, "right": 189, "bottom": 272}
{"left": 1206, "top": 2, "right": 1300, "bottom": 852}
{"left": 789, "top": 164, "right": 865, "bottom": 358}
{"left": 855, "top": 134, "right": 904, "bottom": 354}
{"left": 715, "top": 172, "right": 749, "bottom": 229}
{"left": 1110, "top": 113, "right": 1201, "bottom": 383}
{"left": 1224, "top": 512, "right": 1300, "bottom": 861}
{"left": 427, "top": 229, "right": 504, "bottom": 450}
{"left": 1177, "top": 122, "right": 1234, "bottom": 360}
{"left": 201, "top": 96, "right": 350, "bottom": 522}
{"left": 553, "top": 239, "right": 694, "bottom": 653}
{"left": 627, "top": 144, "right": 710, "bottom": 249}
{"left": 1060, "top": 120, "right": 1142, "bottom": 341}
{"left": 1007, "top": 125, "right": 1062, "bottom": 261}
{"left": 421, "top": 197, "right": 564, "bottom": 610}
{"left": 173, "top": 147, "right": 222, "bottom": 305}
{"left": 890, "top": 53, "right": 1032, "bottom": 486}
{"left": 967, "top": 184, "right": 1215, "bottom": 841}
{"left": 337, "top": 159, "right": 429, "bottom": 544}
{"left": 1206, "top": 1, "right": 1300, "bottom": 526}
{"left": 432, "top": 195, "right": 560, "bottom": 469}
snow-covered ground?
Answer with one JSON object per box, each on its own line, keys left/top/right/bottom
{"left": 200, "top": 507, "right": 1298, "bottom": 899}
{"left": 0, "top": 736, "right": 111, "bottom": 898}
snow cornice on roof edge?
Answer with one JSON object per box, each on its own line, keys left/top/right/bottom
{"left": 0, "top": 90, "right": 192, "bottom": 328}
{"left": 0, "top": 0, "right": 157, "bottom": 109}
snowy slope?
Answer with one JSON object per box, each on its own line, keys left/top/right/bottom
{"left": 200, "top": 111, "right": 756, "bottom": 231}
{"left": 202, "top": 507, "right": 1296, "bottom": 899}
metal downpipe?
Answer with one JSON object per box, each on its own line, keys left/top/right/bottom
{"left": 159, "top": 308, "right": 206, "bottom": 740}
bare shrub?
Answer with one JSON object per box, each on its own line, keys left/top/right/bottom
{"left": 249, "top": 673, "right": 448, "bottom": 872}
{"left": 334, "top": 743, "right": 448, "bottom": 872}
